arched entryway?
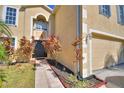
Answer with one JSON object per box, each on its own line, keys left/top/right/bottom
{"left": 31, "top": 14, "right": 48, "bottom": 58}
{"left": 33, "top": 14, "right": 48, "bottom": 39}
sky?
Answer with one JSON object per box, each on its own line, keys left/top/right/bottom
{"left": 48, "top": 5, "right": 55, "bottom": 10}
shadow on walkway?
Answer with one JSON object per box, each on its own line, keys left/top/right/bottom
{"left": 106, "top": 76, "right": 124, "bottom": 88}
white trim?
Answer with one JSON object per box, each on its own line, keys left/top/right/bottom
{"left": 83, "top": 69, "right": 88, "bottom": 78}
{"left": 89, "top": 29, "right": 124, "bottom": 40}
{"left": 89, "top": 36, "right": 92, "bottom": 75}
{"left": 83, "top": 53, "right": 87, "bottom": 64}
{"left": 2, "top": 5, "right": 19, "bottom": 27}
{"left": 2, "top": 6, "right": 7, "bottom": 21}
{"left": 30, "top": 16, "right": 33, "bottom": 37}
{"left": 83, "top": 8, "right": 87, "bottom": 19}
{"left": 83, "top": 23, "right": 88, "bottom": 33}
{"left": 44, "top": 5, "right": 53, "bottom": 12}
{"left": 12, "top": 36, "right": 17, "bottom": 49}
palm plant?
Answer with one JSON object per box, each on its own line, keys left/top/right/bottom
{"left": 0, "top": 20, "right": 12, "bottom": 37}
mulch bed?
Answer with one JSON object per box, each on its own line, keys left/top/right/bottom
{"left": 47, "top": 59, "right": 107, "bottom": 88}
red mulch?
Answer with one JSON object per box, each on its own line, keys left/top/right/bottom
{"left": 48, "top": 61, "right": 107, "bottom": 88}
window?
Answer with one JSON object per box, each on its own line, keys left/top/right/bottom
{"left": 5, "top": 7, "right": 17, "bottom": 25}
{"left": 0, "top": 37, "right": 16, "bottom": 48}
{"left": 117, "top": 5, "right": 124, "bottom": 25}
{"left": 11, "top": 38, "right": 15, "bottom": 47}
{"left": 99, "top": 5, "right": 111, "bottom": 17}
{"left": 34, "top": 21, "right": 48, "bottom": 31}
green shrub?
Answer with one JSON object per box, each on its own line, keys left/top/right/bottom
{"left": 67, "top": 74, "right": 91, "bottom": 88}
{"left": 0, "top": 44, "right": 7, "bottom": 63}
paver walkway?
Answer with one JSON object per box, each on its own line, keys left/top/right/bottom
{"left": 35, "top": 59, "right": 64, "bottom": 88}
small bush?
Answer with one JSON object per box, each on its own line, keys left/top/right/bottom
{"left": 15, "top": 36, "right": 33, "bottom": 62}
{"left": 42, "top": 35, "right": 61, "bottom": 57}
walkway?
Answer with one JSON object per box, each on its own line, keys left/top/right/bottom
{"left": 35, "top": 59, "right": 64, "bottom": 88}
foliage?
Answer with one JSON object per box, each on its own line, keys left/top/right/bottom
{"left": 0, "top": 20, "right": 12, "bottom": 37}
{"left": 0, "top": 63, "right": 35, "bottom": 88}
{"left": 3, "top": 37, "right": 14, "bottom": 55}
{"left": 15, "top": 36, "right": 33, "bottom": 62}
{"left": 67, "top": 74, "right": 91, "bottom": 88}
{"left": 72, "top": 37, "right": 82, "bottom": 61}
{"left": 42, "top": 35, "right": 62, "bottom": 57}
{"left": 0, "top": 37, "right": 15, "bottom": 65}
{"left": 0, "top": 44, "right": 7, "bottom": 63}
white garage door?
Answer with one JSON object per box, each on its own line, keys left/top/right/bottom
{"left": 92, "top": 36, "right": 124, "bottom": 70}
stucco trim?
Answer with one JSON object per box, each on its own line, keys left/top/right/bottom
{"left": 89, "top": 36, "right": 92, "bottom": 75}
{"left": 83, "top": 69, "right": 88, "bottom": 78}
{"left": 30, "top": 13, "right": 48, "bottom": 39}
{"left": 33, "top": 13, "right": 49, "bottom": 21}
{"left": 83, "top": 8, "right": 87, "bottom": 19}
{"left": 13, "top": 36, "right": 17, "bottom": 49}
{"left": 89, "top": 29, "right": 124, "bottom": 40}
{"left": 30, "top": 16, "right": 33, "bottom": 38}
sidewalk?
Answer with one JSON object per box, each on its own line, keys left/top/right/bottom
{"left": 35, "top": 59, "right": 64, "bottom": 88}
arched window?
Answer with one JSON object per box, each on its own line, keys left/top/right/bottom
{"left": 33, "top": 15, "right": 48, "bottom": 31}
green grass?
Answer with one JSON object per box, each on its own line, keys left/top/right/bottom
{"left": 0, "top": 63, "right": 35, "bottom": 88}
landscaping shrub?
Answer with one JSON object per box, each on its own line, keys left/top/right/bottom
{"left": 2, "top": 37, "right": 15, "bottom": 65}
{"left": 3, "top": 37, "right": 14, "bottom": 55}
{"left": 42, "top": 35, "right": 61, "bottom": 58}
{"left": 67, "top": 74, "right": 91, "bottom": 88}
{"left": 0, "top": 44, "right": 7, "bottom": 63}
{"left": 15, "top": 36, "right": 33, "bottom": 62}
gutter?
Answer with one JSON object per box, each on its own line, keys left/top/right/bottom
{"left": 76, "top": 5, "right": 83, "bottom": 79}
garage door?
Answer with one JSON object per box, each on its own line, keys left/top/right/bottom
{"left": 92, "top": 35, "right": 124, "bottom": 70}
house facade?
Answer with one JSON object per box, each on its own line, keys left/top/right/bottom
{"left": 49, "top": 5, "right": 124, "bottom": 78}
{"left": 0, "top": 5, "right": 52, "bottom": 48}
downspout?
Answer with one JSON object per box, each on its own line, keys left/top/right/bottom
{"left": 76, "top": 5, "right": 83, "bottom": 79}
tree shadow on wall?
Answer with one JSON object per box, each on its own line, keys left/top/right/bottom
{"left": 104, "top": 43, "right": 124, "bottom": 69}
{"left": 104, "top": 54, "right": 116, "bottom": 69}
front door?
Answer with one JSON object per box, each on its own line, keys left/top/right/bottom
{"left": 33, "top": 40, "right": 47, "bottom": 58}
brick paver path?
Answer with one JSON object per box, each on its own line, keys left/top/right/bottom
{"left": 35, "top": 59, "right": 64, "bottom": 88}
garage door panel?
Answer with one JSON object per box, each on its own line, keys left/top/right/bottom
{"left": 92, "top": 37, "right": 123, "bottom": 70}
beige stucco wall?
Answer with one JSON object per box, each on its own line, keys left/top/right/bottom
{"left": 53, "top": 5, "right": 77, "bottom": 73}
{"left": 87, "top": 5, "right": 124, "bottom": 37}
{"left": 0, "top": 6, "right": 3, "bottom": 19}
{"left": 85, "top": 5, "right": 124, "bottom": 72}
{"left": 48, "top": 14, "right": 55, "bottom": 35}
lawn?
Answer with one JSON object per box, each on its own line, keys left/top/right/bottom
{"left": 0, "top": 63, "right": 35, "bottom": 88}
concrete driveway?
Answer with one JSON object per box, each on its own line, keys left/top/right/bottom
{"left": 93, "top": 64, "right": 124, "bottom": 88}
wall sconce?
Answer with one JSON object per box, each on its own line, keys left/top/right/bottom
{"left": 86, "top": 33, "right": 92, "bottom": 44}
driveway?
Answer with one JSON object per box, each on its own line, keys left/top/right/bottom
{"left": 93, "top": 64, "right": 124, "bottom": 88}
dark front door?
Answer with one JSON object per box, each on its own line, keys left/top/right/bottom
{"left": 33, "top": 40, "right": 47, "bottom": 58}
